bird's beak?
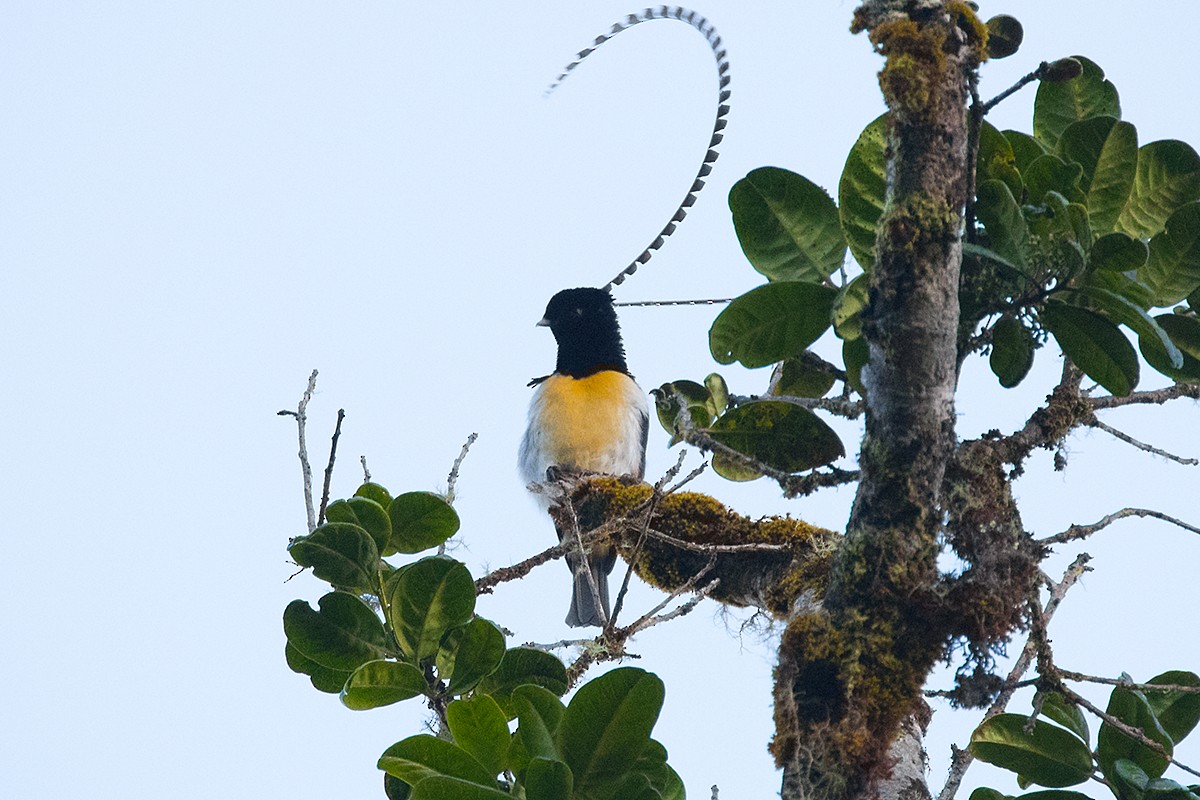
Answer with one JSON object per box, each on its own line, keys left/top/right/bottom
{"left": 536, "top": 317, "right": 550, "bottom": 327}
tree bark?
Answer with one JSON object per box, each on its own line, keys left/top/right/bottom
{"left": 776, "top": 3, "right": 985, "bottom": 798}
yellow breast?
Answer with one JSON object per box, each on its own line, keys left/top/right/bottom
{"left": 519, "top": 371, "right": 648, "bottom": 482}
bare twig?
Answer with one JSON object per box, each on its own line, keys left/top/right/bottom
{"left": 1088, "top": 418, "right": 1198, "bottom": 465}
{"left": 672, "top": 396, "right": 857, "bottom": 498}
{"left": 563, "top": 499, "right": 608, "bottom": 629}
{"left": 445, "top": 432, "right": 478, "bottom": 505}
{"left": 936, "top": 555, "right": 1092, "bottom": 800}
{"left": 727, "top": 392, "right": 865, "bottom": 419}
{"left": 278, "top": 370, "right": 319, "bottom": 533}
{"left": 641, "top": 526, "right": 790, "bottom": 554}
{"left": 1087, "top": 383, "right": 1200, "bottom": 410}
{"left": 981, "top": 61, "right": 1051, "bottom": 114}
{"left": 360, "top": 455, "right": 371, "bottom": 483}
{"left": 317, "top": 408, "right": 346, "bottom": 526}
{"left": 1039, "top": 507, "right": 1200, "bottom": 545}
{"left": 475, "top": 540, "right": 569, "bottom": 594}
{"left": 1057, "top": 669, "right": 1200, "bottom": 695}
{"left": 524, "top": 638, "right": 595, "bottom": 650}
{"left": 1057, "top": 683, "right": 1200, "bottom": 780}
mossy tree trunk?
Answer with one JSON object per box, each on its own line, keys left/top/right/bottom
{"left": 775, "top": 3, "right": 984, "bottom": 799}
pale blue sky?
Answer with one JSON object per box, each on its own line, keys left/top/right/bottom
{"left": 3, "top": 2, "right": 1197, "bottom": 798}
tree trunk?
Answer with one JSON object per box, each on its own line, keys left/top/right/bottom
{"left": 776, "top": 3, "right": 985, "bottom": 798}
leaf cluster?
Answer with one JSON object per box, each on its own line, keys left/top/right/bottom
{"left": 969, "top": 673, "right": 1200, "bottom": 800}
{"left": 283, "top": 482, "right": 681, "bottom": 799}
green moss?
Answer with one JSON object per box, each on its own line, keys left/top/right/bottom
{"left": 561, "top": 476, "right": 840, "bottom": 616}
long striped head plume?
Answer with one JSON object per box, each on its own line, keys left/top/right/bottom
{"left": 546, "top": 6, "right": 731, "bottom": 293}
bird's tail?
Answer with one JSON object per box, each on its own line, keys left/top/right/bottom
{"left": 565, "top": 549, "right": 618, "bottom": 628}
{"left": 567, "top": 557, "right": 610, "bottom": 628}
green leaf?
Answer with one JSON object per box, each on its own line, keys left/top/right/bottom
{"left": 710, "top": 450, "right": 763, "bottom": 482}
{"left": 1145, "top": 778, "right": 1200, "bottom": 800}
{"left": 833, "top": 273, "right": 869, "bottom": 340}
{"left": 342, "top": 660, "right": 427, "bottom": 710}
{"left": 843, "top": 336, "right": 868, "bottom": 397}
{"left": 1017, "top": 792, "right": 1098, "bottom": 800}
{"left": 708, "top": 401, "right": 845, "bottom": 473}
{"left": 633, "top": 740, "right": 685, "bottom": 800}
{"left": 514, "top": 685, "right": 566, "bottom": 762}
{"left": 288, "top": 522, "right": 379, "bottom": 592}
{"left": 524, "top": 758, "right": 574, "bottom": 800}
{"left": 729, "top": 166, "right": 847, "bottom": 282}
{"left": 979, "top": 120, "right": 1023, "bottom": 199}
{"left": 990, "top": 315, "right": 1036, "bottom": 388}
{"left": 561, "top": 668, "right": 665, "bottom": 799}
{"left": 408, "top": 776, "right": 510, "bottom": 800}
{"left": 1038, "top": 692, "right": 1090, "bottom": 745}
{"left": 476, "top": 648, "right": 569, "bottom": 719}
{"left": 1116, "top": 142, "right": 1200, "bottom": 240}
{"left": 653, "top": 379, "right": 715, "bottom": 444}
{"left": 1089, "top": 232, "right": 1148, "bottom": 272}
{"left": 985, "top": 15, "right": 1023, "bottom": 59}
{"left": 962, "top": 242, "right": 1033, "bottom": 283}
{"left": 1098, "top": 676, "right": 1174, "bottom": 783}
{"left": 388, "top": 492, "right": 461, "bottom": 555}
{"left": 284, "top": 641, "right": 352, "bottom": 694}
{"left": 839, "top": 113, "right": 887, "bottom": 271}
{"left": 446, "top": 695, "right": 511, "bottom": 777}
{"left": 326, "top": 497, "right": 393, "bottom": 555}
{"left": 1062, "top": 288, "right": 1182, "bottom": 368}
{"left": 770, "top": 354, "right": 837, "bottom": 399}
{"left": 1058, "top": 116, "right": 1137, "bottom": 235}
{"left": 1006, "top": 129, "right": 1049, "bottom": 174}
{"left": 1025, "top": 155, "right": 1086, "bottom": 205}
{"left": 355, "top": 482, "right": 394, "bottom": 509}
{"left": 704, "top": 373, "right": 729, "bottom": 417}
{"left": 1145, "top": 671, "right": 1200, "bottom": 746}
{"left": 378, "top": 735, "right": 496, "bottom": 789}
{"left": 1140, "top": 314, "right": 1200, "bottom": 382}
{"left": 436, "top": 617, "right": 506, "bottom": 695}
{"left": 1040, "top": 301, "right": 1139, "bottom": 396}
{"left": 1140, "top": 202, "right": 1200, "bottom": 306}
{"left": 969, "top": 714, "right": 1094, "bottom": 788}
{"left": 1113, "top": 758, "right": 1150, "bottom": 799}
{"left": 283, "top": 592, "right": 391, "bottom": 672}
{"left": 709, "top": 282, "right": 838, "bottom": 368}
{"left": 976, "top": 180, "right": 1030, "bottom": 268}
{"left": 1034, "top": 55, "right": 1120, "bottom": 150}
{"left": 384, "top": 772, "right": 412, "bottom": 800}
{"left": 968, "top": 788, "right": 1010, "bottom": 800}
{"left": 386, "top": 556, "right": 475, "bottom": 662}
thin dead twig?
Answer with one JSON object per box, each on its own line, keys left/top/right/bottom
{"left": 936, "top": 554, "right": 1092, "bottom": 800}
{"left": 317, "top": 408, "right": 345, "bottom": 525}
{"left": 277, "top": 369, "right": 319, "bottom": 533}
{"left": 1040, "top": 507, "right": 1200, "bottom": 545}
{"left": 1088, "top": 418, "right": 1198, "bottom": 465}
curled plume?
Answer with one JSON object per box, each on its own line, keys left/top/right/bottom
{"left": 545, "top": 6, "right": 731, "bottom": 293}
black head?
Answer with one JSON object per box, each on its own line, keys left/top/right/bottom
{"left": 537, "top": 287, "right": 629, "bottom": 378}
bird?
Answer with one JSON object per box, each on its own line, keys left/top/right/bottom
{"left": 518, "top": 287, "right": 650, "bottom": 627}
